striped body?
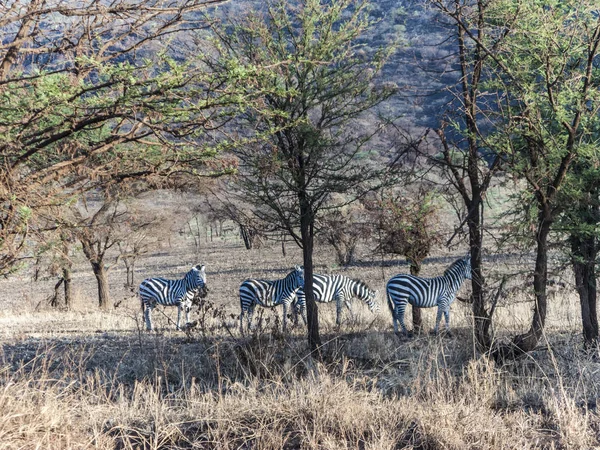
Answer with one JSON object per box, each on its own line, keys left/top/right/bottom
{"left": 294, "top": 274, "right": 379, "bottom": 326}
{"left": 239, "top": 266, "right": 304, "bottom": 333}
{"left": 386, "top": 257, "right": 471, "bottom": 336}
{"left": 139, "top": 265, "right": 207, "bottom": 331}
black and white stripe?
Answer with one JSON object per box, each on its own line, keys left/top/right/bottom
{"left": 239, "top": 266, "right": 304, "bottom": 333}
{"left": 386, "top": 257, "right": 471, "bottom": 336}
{"left": 294, "top": 274, "right": 380, "bottom": 326}
{"left": 139, "top": 265, "right": 208, "bottom": 331}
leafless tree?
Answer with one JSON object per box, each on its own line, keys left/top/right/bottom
{"left": 71, "top": 195, "right": 128, "bottom": 310}
{"left": 318, "top": 200, "right": 370, "bottom": 267}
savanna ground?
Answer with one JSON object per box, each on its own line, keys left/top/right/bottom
{"left": 0, "top": 231, "right": 599, "bottom": 449}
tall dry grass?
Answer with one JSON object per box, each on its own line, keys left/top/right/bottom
{"left": 0, "top": 303, "right": 599, "bottom": 449}
{"left": 0, "top": 239, "right": 598, "bottom": 448}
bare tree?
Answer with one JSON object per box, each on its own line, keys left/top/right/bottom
{"left": 36, "top": 230, "right": 76, "bottom": 309}
{"left": 115, "top": 194, "right": 179, "bottom": 289}
{"left": 365, "top": 188, "right": 443, "bottom": 332}
{"left": 72, "top": 196, "right": 127, "bottom": 310}
{"left": 318, "top": 201, "right": 370, "bottom": 267}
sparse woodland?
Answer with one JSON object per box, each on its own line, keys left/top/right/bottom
{"left": 2, "top": 0, "right": 600, "bottom": 448}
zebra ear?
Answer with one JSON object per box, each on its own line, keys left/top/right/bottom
{"left": 196, "top": 264, "right": 205, "bottom": 273}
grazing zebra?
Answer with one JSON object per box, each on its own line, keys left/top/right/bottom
{"left": 239, "top": 266, "right": 304, "bottom": 333}
{"left": 386, "top": 257, "right": 471, "bottom": 336}
{"left": 294, "top": 274, "right": 380, "bottom": 326}
{"left": 139, "top": 265, "right": 208, "bottom": 331}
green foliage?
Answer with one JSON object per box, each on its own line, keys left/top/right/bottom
{"left": 204, "top": 0, "right": 398, "bottom": 242}
{"left": 483, "top": 0, "right": 600, "bottom": 232}
{"left": 0, "top": 1, "right": 233, "bottom": 275}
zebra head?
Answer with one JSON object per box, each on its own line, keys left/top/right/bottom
{"left": 368, "top": 289, "right": 381, "bottom": 313}
{"left": 292, "top": 265, "right": 305, "bottom": 288}
{"left": 445, "top": 257, "right": 472, "bottom": 281}
{"left": 462, "top": 256, "right": 472, "bottom": 280}
{"left": 187, "top": 264, "right": 208, "bottom": 293}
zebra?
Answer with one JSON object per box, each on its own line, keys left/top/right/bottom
{"left": 139, "top": 264, "right": 208, "bottom": 331}
{"left": 239, "top": 266, "right": 304, "bottom": 333}
{"left": 386, "top": 257, "right": 471, "bottom": 337}
{"left": 293, "top": 274, "right": 380, "bottom": 326}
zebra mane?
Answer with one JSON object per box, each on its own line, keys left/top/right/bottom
{"left": 352, "top": 278, "right": 370, "bottom": 291}
{"left": 444, "top": 257, "right": 468, "bottom": 277}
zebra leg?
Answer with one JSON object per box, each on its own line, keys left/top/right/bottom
{"left": 335, "top": 296, "right": 343, "bottom": 326}
{"left": 144, "top": 305, "right": 154, "bottom": 331}
{"left": 282, "top": 303, "right": 288, "bottom": 332}
{"left": 292, "top": 301, "right": 300, "bottom": 326}
{"left": 293, "top": 302, "right": 308, "bottom": 327}
{"left": 185, "top": 304, "right": 191, "bottom": 327}
{"left": 443, "top": 309, "right": 451, "bottom": 335}
{"left": 398, "top": 303, "right": 412, "bottom": 337}
{"left": 433, "top": 306, "right": 444, "bottom": 335}
{"left": 295, "top": 302, "right": 307, "bottom": 326}
{"left": 246, "top": 306, "right": 254, "bottom": 332}
{"left": 176, "top": 305, "right": 183, "bottom": 330}
{"left": 239, "top": 309, "right": 245, "bottom": 335}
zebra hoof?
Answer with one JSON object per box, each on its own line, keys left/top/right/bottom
{"left": 395, "top": 331, "right": 412, "bottom": 340}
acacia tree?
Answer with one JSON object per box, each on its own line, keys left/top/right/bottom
{"left": 206, "top": 0, "right": 396, "bottom": 350}
{"left": 0, "top": 0, "right": 229, "bottom": 275}
{"left": 35, "top": 229, "right": 76, "bottom": 309}
{"left": 318, "top": 202, "right": 369, "bottom": 267}
{"left": 562, "top": 165, "right": 600, "bottom": 347}
{"left": 116, "top": 201, "right": 173, "bottom": 290}
{"left": 485, "top": 0, "right": 600, "bottom": 356}
{"left": 426, "top": 0, "right": 506, "bottom": 350}
{"left": 434, "top": 0, "right": 600, "bottom": 356}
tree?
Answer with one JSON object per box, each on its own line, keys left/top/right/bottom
{"left": 205, "top": 0, "right": 397, "bottom": 350}
{"left": 0, "top": 0, "right": 229, "bottom": 275}
{"left": 116, "top": 202, "right": 173, "bottom": 290}
{"left": 365, "top": 188, "right": 442, "bottom": 332}
{"left": 72, "top": 195, "right": 127, "bottom": 310}
{"left": 484, "top": 0, "right": 600, "bottom": 356}
{"left": 34, "top": 229, "right": 76, "bottom": 309}
{"left": 562, "top": 167, "right": 600, "bottom": 348}
{"left": 426, "top": 0, "right": 504, "bottom": 350}
{"left": 318, "top": 202, "right": 369, "bottom": 267}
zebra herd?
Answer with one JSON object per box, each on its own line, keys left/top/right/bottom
{"left": 139, "top": 256, "right": 472, "bottom": 336}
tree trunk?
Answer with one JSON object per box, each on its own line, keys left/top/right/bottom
{"left": 281, "top": 234, "right": 287, "bottom": 257}
{"left": 494, "top": 215, "right": 551, "bottom": 361}
{"left": 50, "top": 278, "right": 63, "bottom": 308}
{"left": 570, "top": 233, "right": 599, "bottom": 347}
{"left": 468, "top": 204, "right": 492, "bottom": 351}
{"left": 300, "top": 199, "right": 321, "bottom": 353}
{"left": 91, "top": 261, "right": 111, "bottom": 310}
{"left": 409, "top": 260, "right": 423, "bottom": 333}
{"left": 63, "top": 267, "right": 73, "bottom": 309}
{"left": 124, "top": 259, "right": 135, "bottom": 288}
{"left": 240, "top": 225, "right": 253, "bottom": 250}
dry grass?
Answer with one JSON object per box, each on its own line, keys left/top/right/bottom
{"left": 0, "top": 237, "right": 599, "bottom": 449}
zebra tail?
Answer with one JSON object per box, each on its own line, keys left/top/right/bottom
{"left": 386, "top": 289, "right": 394, "bottom": 313}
